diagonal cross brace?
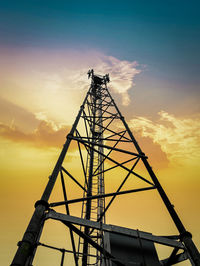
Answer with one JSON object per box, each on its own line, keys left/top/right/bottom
{"left": 61, "top": 220, "right": 125, "bottom": 266}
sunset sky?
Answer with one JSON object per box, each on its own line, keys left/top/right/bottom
{"left": 1, "top": 1, "right": 200, "bottom": 265}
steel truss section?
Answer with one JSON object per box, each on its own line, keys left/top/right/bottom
{"left": 11, "top": 70, "right": 200, "bottom": 266}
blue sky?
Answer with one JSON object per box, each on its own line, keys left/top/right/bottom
{"left": 1, "top": 1, "right": 199, "bottom": 62}
{"left": 0, "top": 0, "right": 199, "bottom": 115}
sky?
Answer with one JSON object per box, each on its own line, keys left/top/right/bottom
{"left": 0, "top": 0, "right": 200, "bottom": 265}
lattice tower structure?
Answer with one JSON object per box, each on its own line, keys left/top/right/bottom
{"left": 11, "top": 70, "right": 200, "bottom": 266}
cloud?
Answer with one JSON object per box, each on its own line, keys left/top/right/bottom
{"left": 90, "top": 55, "right": 141, "bottom": 105}
{"left": 0, "top": 97, "right": 39, "bottom": 133}
{"left": 129, "top": 111, "right": 200, "bottom": 166}
{"left": 0, "top": 97, "right": 71, "bottom": 148}
{"left": 24, "top": 51, "right": 141, "bottom": 106}
{"left": 0, "top": 48, "right": 141, "bottom": 123}
{"left": 0, "top": 119, "right": 71, "bottom": 149}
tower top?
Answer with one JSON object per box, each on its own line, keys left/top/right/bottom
{"left": 87, "top": 69, "right": 110, "bottom": 85}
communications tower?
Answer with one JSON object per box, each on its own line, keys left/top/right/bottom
{"left": 11, "top": 70, "right": 200, "bottom": 266}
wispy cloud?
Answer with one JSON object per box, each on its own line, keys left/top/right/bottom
{"left": 129, "top": 111, "right": 200, "bottom": 166}
{"left": 91, "top": 55, "right": 141, "bottom": 105}
{"left": 26, "top": 51, "right": 141, "bottom": 106}
{"left": 0, "top": 49, "right": 141, "bottom": 121}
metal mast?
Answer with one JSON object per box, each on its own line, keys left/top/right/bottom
{"left": 11, "top": 70, "right": 200, "bottom": 266}
{"left": 79, "top": 71, "right": 106, "bottom": 265}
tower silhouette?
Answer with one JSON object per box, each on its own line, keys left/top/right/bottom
{"left": 11, "top": 70, "right": 200, "bottom": 266}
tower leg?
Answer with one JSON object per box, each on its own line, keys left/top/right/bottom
{"left": 107, "top": 88, "right": 200, "bottom": 266}
{"left": 11, "top": 92, "right": 90, "bottom": 266}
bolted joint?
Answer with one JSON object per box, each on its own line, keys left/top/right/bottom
{"left": 17, "top": 240, "right": 31, "bottom": 247}
{"left": 34, "top": 200, "right": 49, "bottom": 210}
{"left": 17, "top": 239, "right": 37, "bottom": 248}
{"left": 66, "top": 133, "right": 73, "bottom": 139}
{"left": 140, "top": 152, "right": 147, "bottom": 158}
{"left": 180, "top": 231, "right": 192, "bottom": 241}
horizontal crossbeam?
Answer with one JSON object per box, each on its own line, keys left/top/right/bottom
{"left": 75, "top": 136, "right": 132, "bottom": 143}
{"left": 49, "top": 186, "right": 156, "bottom": 207}
{"left": 69, "top": 136, "right": 147, "bottom": 158}
{"left": 46, "top": 211, "right": 185, "bottom": 249}
{"left": 37, "top": 242, "right": 98, "bottom": 258}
